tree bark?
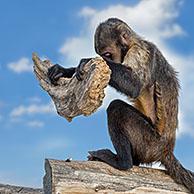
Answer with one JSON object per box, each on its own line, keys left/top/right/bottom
{"left": 32, "top": 53, "right": 111, "bottom": 122}
{"left": 44, "top": 159, "right": 189, "bottom": 194}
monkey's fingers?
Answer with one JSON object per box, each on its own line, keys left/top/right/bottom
{"left": 87, "top": 151, "right": 103, "bottom": 162}
{"left": 87, "top": 155, "right": 101, "bottom": 161}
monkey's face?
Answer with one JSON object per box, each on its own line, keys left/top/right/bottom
{"left": 95, "top": 23, "right": 131, "bottom": 63}
{"left": 99, "top": 42, "right": 123, "bottom": 63}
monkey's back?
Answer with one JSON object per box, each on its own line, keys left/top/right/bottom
{"left": 154, "top": 48, "right": 179, "bottom": 143}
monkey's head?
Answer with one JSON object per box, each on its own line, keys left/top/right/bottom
{"left": 94, "top": 18, "right": 135, "bottom": 63}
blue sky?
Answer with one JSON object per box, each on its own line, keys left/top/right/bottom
{"left": 0, "top": 0, "right": 194, "bottom": 188}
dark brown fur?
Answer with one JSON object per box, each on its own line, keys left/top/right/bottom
{"left": 89, "top": 18, "right": 194, "bottom": 193}
{"left": 47, "top": 18, "right": 194, "bottom": 193}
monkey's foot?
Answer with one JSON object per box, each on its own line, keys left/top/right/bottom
{"left": 88, "top": 149, "right": 118, "bottom": 165}
{"left": 88, "top": 149, "right": 116, "bottom": 160}
{"left": 88, "top": 149, "right": 114, "bottom": 162}
{"left": 87, "top": 154, "right": 103, "bottom": 161}
{"left": 88, "top": 149, "right": 133, "bottom": 170}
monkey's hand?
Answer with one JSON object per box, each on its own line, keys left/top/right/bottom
{"left": 75, "top": 58, "right": 92, "bottom": 81}
{"left": 33, "top": 53, "right": 111, "bottom": 121}
{"left": 48, "top": 64, "right": 76, "bottom": 85}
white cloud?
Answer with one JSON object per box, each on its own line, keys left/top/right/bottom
{"left": 160, "top": 24, "right": 186, "bottom": 38}
{"left": 141, "top": 162, "right": 165, "bottom": 170}
{"left": 27, "top": 120, "right": 45, "bottom": 128}
{"left": 7, "top": 57, "right": 32, "bottom": 73}
{"left": 79, "top": 1, "right": 184, "bottom": 41}
{"left": 59, "top": 0, "right": 186, "bottom": 65}
{"left": 101, "top": 86, "right": 128, "bottom": 109}
{"left": 59, "top": 0, "right": 194, "bottom": 138}
{"left": 59, "top": 37, "right": 95, "bottom": 65}
{"left": 10, "top": 102, "right": 55, "bottom": 118}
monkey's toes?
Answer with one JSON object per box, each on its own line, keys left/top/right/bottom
{"left": 87, "top": 154, "right": 94, "bottom": 161}
{"left": 87, "top": 151, "right": 102, "bottom": 161}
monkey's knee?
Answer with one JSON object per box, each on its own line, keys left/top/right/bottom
{"left": 107, "top": 99, "right": 128, "bottom": 114}
{"left": 106, "top": 99, "right": 134, "bottom": 122}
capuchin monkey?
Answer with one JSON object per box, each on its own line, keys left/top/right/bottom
{"left": 48, "top": 18, "right": 194, "bottom": 193}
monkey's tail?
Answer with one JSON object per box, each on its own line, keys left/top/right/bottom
{"left": 161, "top": 153, "right": 194, "bottom": 193}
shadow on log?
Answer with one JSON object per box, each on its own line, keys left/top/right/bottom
{"left": 32, "top": 53, "right": 111, "bottom": 121}
{"left": 44, "top": 159, "right": 189, "bottom": 194}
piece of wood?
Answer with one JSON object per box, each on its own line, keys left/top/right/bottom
{"left": 0, "top": 183, "right": 43, "bottom": 194}
{"left": 43, "top": 159, "right": 189, "bottom": 194}
{"left": 32, "top": 53, "right": 111, "bottom": 122}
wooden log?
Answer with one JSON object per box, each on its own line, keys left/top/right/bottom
{"left": 0, "top": 183, "right": 43, "bottom": 194}
{"left": 32, "top": 53, "right": 111, "bottom": 122}
{"left": 43, "top": 159, "right": 189, "bottom": 194}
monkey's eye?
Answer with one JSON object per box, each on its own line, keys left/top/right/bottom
{"left": 102, "top": 52, "right": 112, "bottom": 59}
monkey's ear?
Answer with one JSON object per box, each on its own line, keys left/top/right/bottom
{"left": 120, "top": 31, "right": 129, "bottom": 46}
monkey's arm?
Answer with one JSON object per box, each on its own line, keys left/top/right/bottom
{"left": 102, "top": 43, "right": 154, "bottom": 98}
{"left": 104, "top": 59, "right": 143, "bottom": 98}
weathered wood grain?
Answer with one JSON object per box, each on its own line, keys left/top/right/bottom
{"left": 32, "top": 53, "right": 111, "bottom": 122}
{"left": 44, "top": 159, "right": 189, "bottom": 194}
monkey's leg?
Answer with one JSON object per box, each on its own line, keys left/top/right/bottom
{"left": 89, "top": 99, "right": 161, "bottom": 170}
{"left": 88, "top": 132, "right": 133, "bottom": 170}
{"left": 88, "top": 100, "right": 134, "bottom": 170}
